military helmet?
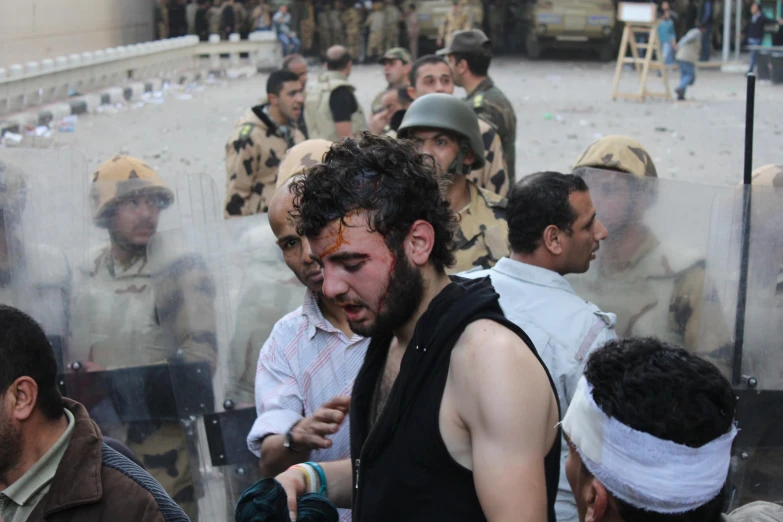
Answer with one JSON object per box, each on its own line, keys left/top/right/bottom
{"left": 276, "top": 139, "right": 332, "bottom": 190}
{"left": 573, "top": 135, "right": 658, "bottom": 178}
{"left": 90, "top": 155, "right": 174, "bottom": 228}
{"left": 0, "top": 159, "right": 27, "bottom": 218}
{"left": 398, "top": 93, "right": 486, "bottom": 172}
{"left": 751, "top": 164, "right": 783, "bottom": 188}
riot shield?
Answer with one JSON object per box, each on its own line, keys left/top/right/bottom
{"left": 147, "top": 214, "right": 305, "bottom": 519}
{"left": 699, "top": 185, "right": 783, "bottom": 509}
{"left": 566, "top": 168, "right": 733, "bottom": 357}
{"left": 0, "top": 148, "right": 88, "bottom": 373}
{"left": 63, "top": 165, "right": 221, "bottom": 521}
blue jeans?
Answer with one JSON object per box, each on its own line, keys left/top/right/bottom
{"left": 748, "top": 37, "right": 762, "bottom": 72}
{"left": 278, "top": 33, "right": 300, "bottom": 55}
{"left": 700, "top": 25, "right": 712, "bottom": 61}
{"left": 661, "top": 42, "right": 675, "bottom": 65}
{"left": 678, "top": 60, "right": 696, "bottom": 94}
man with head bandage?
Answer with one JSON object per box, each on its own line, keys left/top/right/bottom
{"left": 563, "top": 337, "right": 782, "bottom": 522}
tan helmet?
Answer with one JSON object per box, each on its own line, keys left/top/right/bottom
{"left": 275, "top": 139, "right": 332, "bottom": 190}
{"left": 0, "top": 159, "right": 27, "bottom": 218}
{"left": 90, "top": 155, "right": 174, "bottom": 228}
{"left": 573, "top": 135, "right": 658, "bottom": 179}
{"left": 750, "top": 164, "right": 783, "bottom": 188}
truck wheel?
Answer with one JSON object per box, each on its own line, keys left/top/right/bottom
{"left": 526, "top": 33, "right": 541, "bottom": 59}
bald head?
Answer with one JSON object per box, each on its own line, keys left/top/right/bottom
{"left": 268, "top": 176, "right": 323, "bottom": 292}
{"left": 326, "top": 45, "right": 352, "bottom": 73}
{"left": 268, "top": 176, "right": 297, "bottom": 238}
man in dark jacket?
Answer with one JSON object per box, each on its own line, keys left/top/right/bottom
{"left": 272, "top": 133, "right": 562, "bottom": 522}
{"left": 0, "top": 305, "right": 189, "bottom": 522}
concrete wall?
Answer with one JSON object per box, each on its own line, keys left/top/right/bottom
{"left": 0, "top": 0, "right": 156, "bottom": 68}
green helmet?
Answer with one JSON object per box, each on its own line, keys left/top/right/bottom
{"left": 398, "top": 93, "right": 486, "bottom": 174}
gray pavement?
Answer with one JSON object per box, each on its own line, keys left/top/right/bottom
{"left": 52, "top": 56, "right": 783, "bottom": 203}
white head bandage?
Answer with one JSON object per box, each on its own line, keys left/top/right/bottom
{"left": 562, "top": 376, "right": 738, "bottom": 514}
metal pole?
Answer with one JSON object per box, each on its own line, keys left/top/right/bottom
{"left": 735, "top": 0, "right": 743, "bottom": 61}
{"left": 732, "top": 73, "right": 756, "bottom": 386}
{"left": 723, "top": 0, "right": 732, "bottom": 63}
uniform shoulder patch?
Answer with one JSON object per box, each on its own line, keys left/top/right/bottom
{"left": 239, "top": 123, "right": 256, "bottom": 138}
{"left": 473, "top": 94, "right": 485, "bottom": 109}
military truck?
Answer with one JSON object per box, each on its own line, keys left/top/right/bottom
{"left": 515, "top": 0, "right": 618, "bottom": 60}
{"left": 415, "top": 0, "right": 484, "bottom": 49}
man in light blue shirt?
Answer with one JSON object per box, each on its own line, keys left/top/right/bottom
{"left": 462, "top": 171, "right": 617, "bottom": 522}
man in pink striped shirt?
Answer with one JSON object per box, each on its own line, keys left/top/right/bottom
{"left": 247, "top": 145, "right": 369, "bottom": 521}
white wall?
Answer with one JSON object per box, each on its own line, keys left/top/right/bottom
{"left": 0, "top": 0, "right": 156, "bottom": 67}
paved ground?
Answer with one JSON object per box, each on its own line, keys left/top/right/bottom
{"left": 47, "top": 54, "right": 783, "bottom": 204}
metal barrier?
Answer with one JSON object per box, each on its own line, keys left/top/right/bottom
{"left": 0, "top": 33, "right": 282, "bottom": 118}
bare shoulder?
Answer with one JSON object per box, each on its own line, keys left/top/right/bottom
{"left": 452, "top": 319, "right": 545, "bottom": 379}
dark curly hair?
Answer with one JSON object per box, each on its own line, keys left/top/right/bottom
{"left": 291, "top": 133, "right": 457, "bottom": 272}
{"left": 581, "top": 337, "right": 736, "bottom": 522}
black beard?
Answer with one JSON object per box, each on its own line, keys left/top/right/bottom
{"left": 349, "top": 245, "right": 425, "bottom": 338}
{"left": 0, "top": 411, "right": 23, "bottom": 485}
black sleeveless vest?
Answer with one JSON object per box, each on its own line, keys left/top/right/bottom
{"left": 349, "top": 277, "right": 561, "bottom": 522}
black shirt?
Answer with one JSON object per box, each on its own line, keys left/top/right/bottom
{"left": 350, "top": 277, "right": 561, "bottom": 522}
{"left": 329, "top": 86, "right": 358, "bottom": 123}
{"left": 747, "top": 13, "right": 772, "bottom": 40}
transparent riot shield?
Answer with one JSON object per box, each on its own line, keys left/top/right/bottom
{"left": 63, "top": 167, "right": 221, "bottom": 521}
{"left": 0, "top": 148, "right": 88, "bottom": 373}
{"left": 148, "top": 214, "right": 305, "bottom": 519}
{"left": 566, "top": 168, "right": 732, "bottom": 356}
{"left": 699, "top": 185, "right": 783, "bottom": 509}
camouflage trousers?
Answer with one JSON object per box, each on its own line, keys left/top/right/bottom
{"left": 367, "top": 31, "right": 384, "bottom": 59}
{"left": 301, "top": 21, "right": 315, "bottom": 52}
{"left": 126, "top": 421, "right": 199, "bottom": 520}
{"left": 346, "top": 30, "right": 361, "bottom": 62}
{"left": 384, "top": 26, "right": 399, "bottom": 49}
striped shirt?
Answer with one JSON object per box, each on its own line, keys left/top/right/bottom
{"left": 247, "top": 289, "right": 368, "bottom": 518}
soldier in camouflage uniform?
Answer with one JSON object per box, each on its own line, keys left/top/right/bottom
{"left": 568, "top": 135, "right": 729, "bottom": 354}
{"left": 398, "top": 94, "right": 508, "bottom": 273}
{"left": 404, "top": 54, "right": 508, "bottom": 196}
{"left": 317, "top": 0, "right": 333, "bottom": 52}
{"left": 341, "top": 0, "right": 363, "bottom": 61}
{"left": 69, "top": 155, "right": 218, "bottom": 520}
{"left": 224, "top": 69, "right": 306, "bottom": 218}
{"left": 383, "top": 0, "right": 402, "bottom": 50}
{"left": 371, "top": 47, "right": 412, "bottom": 114}
{"left": 365, "top": 1, "right": 387, "bottom": 61}
{"left": 328, "top": 0, "right": 345, "bottom": 47}
{"left": 300, "top": 0, "right": 317, "bottom": 54}
{"left": 439, "top": 29, "right": 517, "bottom": 185}
{"left": 437, "top": 0, "right": 471, "bottom": 48}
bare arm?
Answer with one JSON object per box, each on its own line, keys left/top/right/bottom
{"left": 451, "top": 320, "right": 558, "bottom": 522}
{"left": 334, "top": 121, "right": 354, "bottom": 138}
{"left": 276, "top": 458, "right": 354, "bottom": 519}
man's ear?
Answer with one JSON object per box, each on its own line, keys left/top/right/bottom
{"left": 8, "top": 376, "right": 38, "bottom": 422}
{"left": 268, "top": 92, "right": 279, "bottom": 106}
{"left": 405, "top": 219, "right": 436, "bottom": 267}
{"left": 407, "top": 85, "right": 417, "bottom": 100}
{"left": 542, "top": 224, "right": 563, "bottom": 255}
{"left": 583, "top": 478, "right": 610, "bottom": 522}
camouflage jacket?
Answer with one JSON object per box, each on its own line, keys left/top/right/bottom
{"left": 341, "top": 7, "right": 362, "bottom": 32}
{"left": 70, "top": 247, "right": 217, "bottom": 371}
{"left": 567, "top": 229, "right": 730, "bottom": 355}
{"left": 465, "top": 77, "right": 517, "bottom": 184}
{"left": 384, "top": 5, "right": 402, "bottom": 26}
{"left": 440, "top": 9, "right": 471, "bottom": 41}
{"left": 470, "top": 118, "right": 509, "bottom": 197}
{"left": 328, "top": 8, "right": 343, "bottom": 31}
{"left": 224, "top": 105, "right": 305, "bottom": 218}
{"left": 449, "top": 180, "right": 509, "bottom": 274}
{"left": 366, "top": 10, "right": 386, "bottom": 31}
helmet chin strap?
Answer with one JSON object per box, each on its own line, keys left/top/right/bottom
{"left": 446, "top": 139, "right": 472, "bottom": 177}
